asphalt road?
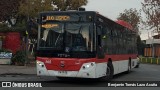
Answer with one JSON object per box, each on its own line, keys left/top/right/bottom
{"left": 0, "top": 64, "right": 160, "bottom": 81}
{"left": 0, "top": 64, "right": 160, "bottom": 87}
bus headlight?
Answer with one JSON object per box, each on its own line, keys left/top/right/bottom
{"left": 86, "top": 64, "right": 90, "bottom": 68}
{"left": 82, "top": 62, "right": 94, "bottom": 69}
{"left": 37, "top": 61, "right": 43, "bottom": 66}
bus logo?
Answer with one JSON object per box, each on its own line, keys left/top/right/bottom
{"left": 60, "top": 63, "right": 65, "bottom": 68}
{"left": 60, "top": 61, "right": 65, "bottom": 68}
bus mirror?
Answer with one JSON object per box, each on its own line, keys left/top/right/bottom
{"left": 102, "top": 35, "right": 107, "bottom": 39}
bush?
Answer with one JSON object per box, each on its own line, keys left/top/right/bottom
{"left": 0, "top": 49, "right": 12, "bottom": 53}
{"left": 12, "top": 50, "right": 27, "bottom": 66}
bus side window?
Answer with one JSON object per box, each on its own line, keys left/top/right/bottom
{"left": 97, "top": 25, "right": 105, "bottom": 59}
{"left": 97, "top": 26, "right": 102, "bottom": 47}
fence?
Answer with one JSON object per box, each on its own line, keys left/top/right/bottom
{"left": 140, "top": 57, "right": 160, "bottom": 65}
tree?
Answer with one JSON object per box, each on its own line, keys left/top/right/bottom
{"left": 18, "top": 0, "right": 53, "bottom": 18}
{"left": 0, "top": 0, "right": 20, "bottom": 21}
{"left": 137, "top": 35, "right": 146, "bottom": 55}
{"left": 142, "top": 0, "right": 160, "bottom": 33}
{"left": 17, "top": 0, "right": 55, "bottom": 39}
{"left": 17, "top": 0, "right": 88, "bottom": 35}
{"left": 0, "top": 0, "right": 26, "bottom": 33}
{"left": 53, "top": 0, "right": 88, "bottom": 11}
{"left": 117, "top": 8, "right": 142, "bottom": 32}
{"left": 18, "top": 0, "right": 88, "bottom": 18}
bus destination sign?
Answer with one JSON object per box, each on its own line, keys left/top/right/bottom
{"left": 41, "top": 24, "right": 59, "bottom": 29}
{"left": 42, "top": 16, "right": 70, "bottom": 21}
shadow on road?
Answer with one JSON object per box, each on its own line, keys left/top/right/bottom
{"left": 42, "top": 71, "right": 134, "bottom": 87}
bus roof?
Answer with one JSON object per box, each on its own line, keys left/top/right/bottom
{"left": 116, "top": 20, "right": 133, "bottom": 30}
{"left": 40, "top": 11, "right": 96, "bottom": 15}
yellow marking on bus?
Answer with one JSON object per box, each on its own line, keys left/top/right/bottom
{"left": 46, "top": 16, "right": 70, "bottom": 21}
{"left": 42, "top": 24, "right": 58, "bottom": 28}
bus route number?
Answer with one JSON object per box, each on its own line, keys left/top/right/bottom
{"left": 46, "top": 16, "right": 70, "bottom": 21}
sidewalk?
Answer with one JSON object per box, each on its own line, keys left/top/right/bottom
{"left": 0, "top": 64, "right": 36, "bottom": 75}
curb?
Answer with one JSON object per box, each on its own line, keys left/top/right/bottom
{"left": 140, "top": 57, "right": 160, "bottom": 65}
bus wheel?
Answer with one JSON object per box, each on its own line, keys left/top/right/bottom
{"left": 100, "top": 62, "right": 114, "bottom": 81}
{"left": 135, "top": 64, "right": 139, "bottom": 68}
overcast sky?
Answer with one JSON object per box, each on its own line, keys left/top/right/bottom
{"left": 83, "top": 0, "right": 149, "bottom": 40}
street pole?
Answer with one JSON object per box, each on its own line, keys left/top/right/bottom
{"left": 151, "top": 31, "right": 154, "bottom": 58}
{"left": 25, "top": 0, "right": 30, "bottom": 65}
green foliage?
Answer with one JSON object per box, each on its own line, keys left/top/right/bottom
{"left": 16, "top": 0, "right": 88, "bottom": 37}
{"left": 53, "top": 0, "right": 88, "bottom": 11}
{"left": 18, "top": 0, "right": 54, "bottom": 18}
{"left": 0, "top": 49, "right": 12, "bottom": 53}
{"left": 0, "top": 23, "right": 26, "bottom": 33}
{"left": 0, "top": 0, "right": 21, "bottom": 21}
{"left": 137, "top": 35, "right": 146, "bottom": 55}
{"left": 117, "top": 8, "right": 142, "bottom": 31}
{"left": 12, "top": 50, "right": 27, "bottom": 65}
{"left": 18, "top": 0, "right": 88, "bottom": 18}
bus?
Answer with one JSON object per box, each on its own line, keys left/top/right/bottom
{"left": 36, "top": 11, "right": 139, "bottom": 81}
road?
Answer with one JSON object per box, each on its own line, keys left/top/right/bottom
{"left": 0, "top": 64, "right": 160, "bottom": 81}
{"left": 0, "top": 64, "right": 160, "bottom": 87}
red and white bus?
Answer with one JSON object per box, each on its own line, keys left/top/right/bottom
{"left": 36, "top": 11, "right": 139, "bottom": 81}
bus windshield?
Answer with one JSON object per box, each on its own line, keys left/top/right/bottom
{"left": 39, "top": 22, "right": 94, "bottom": 52}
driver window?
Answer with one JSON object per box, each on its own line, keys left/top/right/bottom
{"left": 97, "top": 25, "right": 102, "bottom": 47}
{"left": 97, "top": 25, "right": 105, "bottom": 59}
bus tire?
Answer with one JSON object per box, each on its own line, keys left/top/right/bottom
{"left": 135, "top": 64, "right": 139, "bottom": 68}
{"left": 100, "top": 61, "right": 114, "bottom": 81}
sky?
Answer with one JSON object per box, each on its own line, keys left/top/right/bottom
{"left": 83, "top": 0, "right": 149, "bottom": 40}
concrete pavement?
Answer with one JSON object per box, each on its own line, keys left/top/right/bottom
{"left": 0, "top": 64, "right": 36, "bottom": 75}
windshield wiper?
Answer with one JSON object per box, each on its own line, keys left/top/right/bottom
{"left": 55, "top": 34, "right": 62, "bottom": 46}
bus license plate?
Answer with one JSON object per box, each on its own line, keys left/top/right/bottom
{"left": 58, "top": 71, "right": 67, "bottom": 75}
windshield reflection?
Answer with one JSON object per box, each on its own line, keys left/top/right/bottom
{"left": 39, "top": 23, "right": 92, "bottom": 52}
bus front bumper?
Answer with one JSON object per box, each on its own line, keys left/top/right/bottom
{"left": 36, "top": 60, "right": 105, "bottom": 78}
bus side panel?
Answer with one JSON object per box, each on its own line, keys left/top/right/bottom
{"left": 95, "top": 63, "right": 107, "bottom": 78}
{"left": 112, "top": 60, "right": 128, "bottom": 74}
{"left": 112, "top": 59, "right": 138, "bottom": 75}
{"left": 112, "top": 61, "right": 119, "bottom": 75}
